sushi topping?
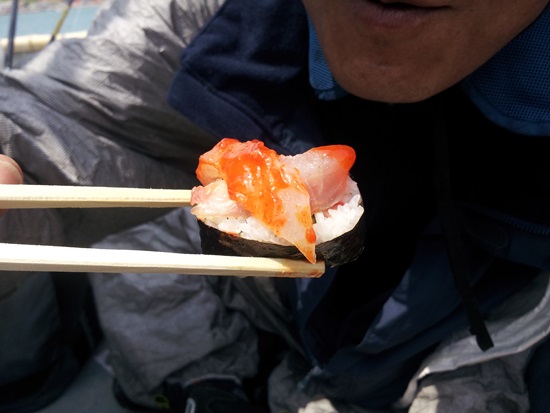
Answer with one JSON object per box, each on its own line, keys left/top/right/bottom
{"left": 190, "top": 138, "right": 360, "bottom": 264}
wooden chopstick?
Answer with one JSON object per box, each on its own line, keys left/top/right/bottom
{"left": 0, "top": 185, "right": 326, "bottom": 277}
{"left": 0, "top": 243, "right": 325, "bottom": 278}
{"left": 0, "top": 184, "right": 191, "bottom": 208}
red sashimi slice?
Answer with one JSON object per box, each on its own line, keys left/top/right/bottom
{"left": 283, "top": 145, "right": 356, "bottom": 213}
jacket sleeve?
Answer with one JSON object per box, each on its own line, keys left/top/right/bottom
{"left": 167, "top": 0, "right": 325, "bottom": 156}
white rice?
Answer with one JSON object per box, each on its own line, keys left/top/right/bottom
{"left": 313, "top": 193, "right": 363, "bottom": 244}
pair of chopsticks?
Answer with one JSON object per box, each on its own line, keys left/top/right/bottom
{"left": 0, "top": 184, "right": 325, "bottom": 278}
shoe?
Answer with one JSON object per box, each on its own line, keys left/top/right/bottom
{"left": 169, "top": 379, "right": 268, "bottom": 413}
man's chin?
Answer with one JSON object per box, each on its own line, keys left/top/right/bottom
{"left": 341, "top": 78, "right": 449, "bottom": 104}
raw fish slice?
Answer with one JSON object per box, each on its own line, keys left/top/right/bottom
{"left": 190, "top": 179, "right": 249, "bottom": 222}
{"left": 263, "top": 177, "right": 316, "bottom": 263}
{"left": 195, "top": 138, "right": 252, "bottom": 185}
{"left": 283, "top": 145, "right": 356, "bottom": 213}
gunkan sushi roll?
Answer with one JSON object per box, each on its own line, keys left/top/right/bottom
{"left": 190, "top": 138, "right": 365, "bottom": 266}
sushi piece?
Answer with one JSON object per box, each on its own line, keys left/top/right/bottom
{"left": 190, "top": 138, "right": 365, "bottom": 266}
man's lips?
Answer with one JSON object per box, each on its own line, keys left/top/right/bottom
{"left": 350, "top": 0, "right": 450, "bottom": 28}
{"left": 370, "top": 0, "right": 448, "bottom": 9}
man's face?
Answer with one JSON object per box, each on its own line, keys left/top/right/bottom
{"left": 302, "top": 0, "right": 549, "bottom": 103}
